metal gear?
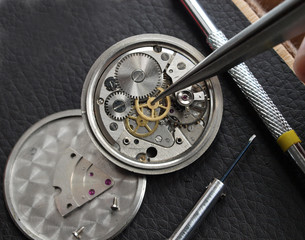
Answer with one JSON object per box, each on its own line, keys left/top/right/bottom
{"left": 115, "top": 53, "right": 162, "bottom": 99}
{"left": 161, "top": 72, "right": 172, "bottom": 89}
{"left": 104, "top": 91, "right": 132, "bottom": 121}
{"left": 125, "top": 114, "right": 159, "bottom": 138}
{"left": 135, "top": 87, "right": 171, "bottom": 121}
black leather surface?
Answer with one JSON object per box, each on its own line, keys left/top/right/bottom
{"left": 1, "top": 0, "right": 305, "bottom": 239}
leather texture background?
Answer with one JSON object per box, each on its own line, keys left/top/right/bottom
{"left": 0, "top": 0, "right": 305, "bottom": 239}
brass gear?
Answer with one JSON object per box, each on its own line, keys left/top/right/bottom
{"left": 125, "top": 114, "right": 159, "bottom": 138}
{"left": 135, "top": 87, "right": 171, "bottom": 121}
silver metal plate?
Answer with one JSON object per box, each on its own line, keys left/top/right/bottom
{"left": 4, "top": 110, "right": 146, "bottom": 240}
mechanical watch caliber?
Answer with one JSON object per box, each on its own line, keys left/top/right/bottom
{"left": 82, "top": 34, "right": 223, "bottom": 174}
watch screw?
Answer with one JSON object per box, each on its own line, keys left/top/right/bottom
{"left": 111, "top": 197, "right": 120, "bottom": 211}
{"left": 72, "top": 226, "right": 85, "bottom": 239}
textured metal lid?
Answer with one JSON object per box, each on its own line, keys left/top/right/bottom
{"left": 4, "top": 110, "right": 146, "bottom": 240}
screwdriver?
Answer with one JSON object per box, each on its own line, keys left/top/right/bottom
{"left": 169, "top": 134, "right": 256, "bottom": 240}
{"left": 154, "top": 0, "right": 305, "bottom": 174}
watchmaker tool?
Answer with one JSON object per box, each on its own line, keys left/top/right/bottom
{"left": 81, "top": 34, "right": 223, "bottom": 174}
{"left": 4, "top": 110, "right": 146, "bottom": 240}
{"left": 169, "top": 134, "right": 256, "bottom": 240}
{"left": 155, "top": 0, "right": 305, "bottom": 174}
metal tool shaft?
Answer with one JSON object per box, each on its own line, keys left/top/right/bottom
{"left": 180, "top": 0, "right": 305, "bottom": 174}
{"left": 169, "top": 178, "right": 224, "bottom": 240}
{"left": 169, "top": 135, "right": 255, "bottom": 240}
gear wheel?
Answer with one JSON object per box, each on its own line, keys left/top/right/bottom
{"left": 115, "top": 53, "right": 162, "bottom": 99}
{"left": 125, "top": 113, "right": 159, "bottom": 138}
{"left": 135, "top": 87, "right": 171, "bottom": 121}
{"left": 105, "top": 91, "right": 132, "bottom": 121}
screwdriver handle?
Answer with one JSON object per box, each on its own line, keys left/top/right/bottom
{"left": 169, "top": 178, "right": 224, "bottom": 240}
{"left": 208, "top": 26, "right": 305, "bottom": 174}
{"left": 208, "top": 30, "right": 292, "bottom": 139}
{"left": 181, "top": 0, "right": 305, "bottom": 174}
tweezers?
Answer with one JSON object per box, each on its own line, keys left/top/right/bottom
{"left": 154, "top": 0, "right": 305, "bottom": 102}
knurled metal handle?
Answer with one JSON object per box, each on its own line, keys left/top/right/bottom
{"left": 208, "top": 30, "right": 291, "bottom": 139}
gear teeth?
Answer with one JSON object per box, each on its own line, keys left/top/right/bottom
{"left": 161, "top": 72, "right": 172, "bottom": 89}
{"left": 114, "top": 52, "right": 162, "bottom": 99}
{"left": 104, "top": 91, "right": 132, "bottom": 121}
